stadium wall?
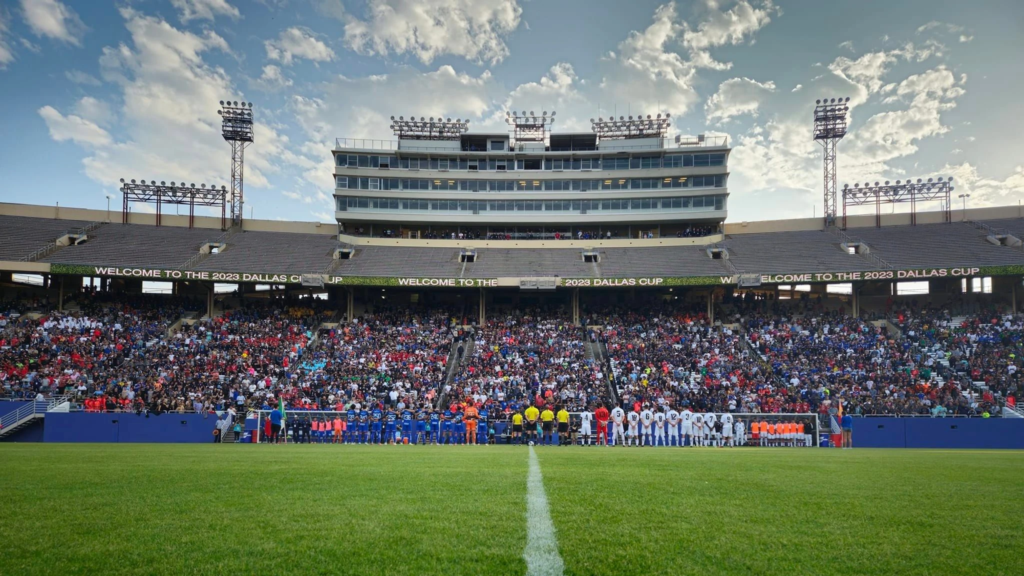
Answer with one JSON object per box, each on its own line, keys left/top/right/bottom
{"left": 853, "top": 418, "right": 1024, "bottom": 449}
{"left": 0, "top": 400, "right": 30, "bottom": 418}
{"left": 43, "top": 412, "right": 219, "bottom": 443}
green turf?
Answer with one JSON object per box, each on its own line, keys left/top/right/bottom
{"left": 0, "top": 445, "right": 1022, "bottom": 576}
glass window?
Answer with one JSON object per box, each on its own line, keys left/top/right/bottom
{"left": 335, "top": 176, "right": 348, "bottom": 189}
{"left": 357, "top": 155, "right": 370, "bottom": 168}
{"left": 629, "top": 157, "right": 641, "bottom": 169}
{"left": 491, "top": 140, "right": 505, "bottom": 151}
{"left": 370, "top": 156, "right": 380, "bottom": 168}
{"left": 335, "top": 154, "right": 346, "bottom": 167}
{"left": 710, "top": 153, "right": 726, "bottom": 166}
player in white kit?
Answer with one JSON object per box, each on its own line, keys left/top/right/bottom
{"left": 579, "top": 409, "right": 593, "bottom": 446}
{"left": 691, "top": 413, "right": 704, "bottom": 446}
{"left": 734, "top": 419, "right": 745, "bottom": 446}
{"left": 639, "top": 406, "right": 654, "bottom": 446}
{"left": 680, "top": 408, "right": 693, "bottom": 446}
{"left": 610, "top": 406, "right": 626, "bottom": 446}
{"left": 626, "top": 409, "right": 640, "bottom": 446}
{"left": 720, "top": 413, "right": 734, "bottom": 447}
{"left": 653, "top": 409, "right": 666, "bottom": 447}
{"left": 703, "top": 412, "right": 718, "bottom": 447}
{"left": 666, "top": 408, "right": 680, "bottom": 447}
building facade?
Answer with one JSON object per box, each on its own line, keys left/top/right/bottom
{"left": 333, "top": 120, "right": 730, "bottom": 239}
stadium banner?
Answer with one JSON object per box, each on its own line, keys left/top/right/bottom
{"left": 46, "top": 263, "right": 1024, "bottom": 288}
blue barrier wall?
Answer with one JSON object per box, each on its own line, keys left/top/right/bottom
{"left": 0, "top": 400, "right": 30, "bottom": 419}
{"left": 853, "top": 418, "right": 1024, "bottom": 449}
{"left": 44, "top": 412, "right": 219, "bottom": 443}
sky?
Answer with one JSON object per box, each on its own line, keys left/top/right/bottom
{"left": 1, "top": 0, "right": 1022, "bottom": 223}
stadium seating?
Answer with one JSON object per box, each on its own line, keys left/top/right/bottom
{"left": 42, "top": 224, "right": 220, "bottom": 269}
{"left": 194, "top": 231, "right": 340, "bottom": 274}
{"left": 0, "top": 215, "right": 94, "bottom": 261}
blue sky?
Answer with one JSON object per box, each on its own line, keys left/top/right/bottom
{"left": 1, "top": 0, "right": 1022, "bottom": 223}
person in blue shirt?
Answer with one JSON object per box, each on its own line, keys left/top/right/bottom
{"left": 345, "top": 408, "right": 357, "bottom": 444}
{"left": 401, "top": 408, "right": 414, "bottom": 443}
{"left": 453, "top": 410, "right": 466, "bottom": 445}
{"left": 358, "top": 408, "right": 369, "bottom": 444}
{"left": 415, "top": 408, "right": 427, "bottom": 445}
{"left": 429, "top": 410, "right": 440, "bottom": 444}
{"left": 371, "top": 406, "right": 383, "bottom": 444}
{"left": 477, "top": 407, "right": 489, "bottom": 445}
{"left": 384, "top": 408, "right": 398, "bottom": 444}
{"left": 841, "top": 413, "right": 854, "bottom": 449}
{"left": 440, "top": 411, "right": 452, "bottom": 445}
{"left": 269, "top": 406, "right": 283, "bottom": 444}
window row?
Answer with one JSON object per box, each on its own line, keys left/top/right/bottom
{"left": 335, "top": 174, "right": 726, "bottom": 191}
{"left": 336, "top": 195, "right": 726, "bottom": 213}
{"left": 334, "top": 153, "right": 726, "bottom": 171}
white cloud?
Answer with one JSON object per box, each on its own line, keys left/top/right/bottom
{"left": 705, "top": 77, "right": 776, "bottom": 124}
{"left": 65, "top": 69, "right": 101, "bottom": 85}
{"left": 917, "top": 21, "right": 964, "bottom": 34}
{"left": 959, "top": 35, "right": 973, "bottom": 43}
{"left": 170, "top": 0, "right": 240, "bottom": 23}
{"left": 20, "top": 0, "right": 85, "bottom": 45}
{"left": 313, "top": 0, "right": 346, "bottom": 21}
{"left": 838, "top": 40, "right": 854, "bottom": 52}
{"left": 38, "top": 106, "right": 113, "bottom": 147}
{"left": 256, "top": 64, "right": 292, "bottom": 89}
{"left": 941, "top": 164, "right": 1024, "bottom": 208}
{"left": 343, "top": 0, "right": 523, "bottom": 65}
{"left": 19, "top": 37, "right": 40, "bottom": 53}
{"left": 681, "top": 0, "right": 778, "bottom": 71}
{"left": 0, "top": 11, "right": 14, "bottom": 69}
{"left": 265, "top": 27, "right": 335, "bottom": 65}
{"left": 72, "top": 96, "right": 115, "bottom": 127}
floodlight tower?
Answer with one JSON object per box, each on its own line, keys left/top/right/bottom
{"left": 813, "top": 97, "right": 849, "bottom": 226}
{"left": 218, "top": 100, "right": 254, "bottom": 227}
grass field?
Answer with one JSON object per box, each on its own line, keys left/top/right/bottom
{"left": 0, "top": 445, "right": 1022, "bottom": 576}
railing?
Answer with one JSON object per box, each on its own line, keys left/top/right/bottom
{"left": 965, "top": 219, "right": 1012, "bottom": 238}
{"left": 336, "top": 135, "right": 729, "bottom": 152}
{"left": 827, "top": 225, "right": 894, "bottom": 269}
{"left": 21, "top": 221, "right": 106, "bottom": 262}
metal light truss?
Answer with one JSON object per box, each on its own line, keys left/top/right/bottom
{"left": 590, "top": 113, "right": 671, "bottom": 140}
{"left": 390, "top": 116, "right": 470, "bottom": 140}
{"left": 120, "top": 179, "right": 228, "bottom": 229}
{"left": 842, "top": 177, "right": 954, "bottom": 228}
{"left": 813, "top": 97, "right": 850, "bottom": 226}
{"left": 218, "top": 100, "right": 254, "bottom": 228}
{"left": 505, "top": 110, "right": 555, "bottom": 142}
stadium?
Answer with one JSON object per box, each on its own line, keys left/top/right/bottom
{"left": 3, "top": 2, "right": 1024, "bottom": 574}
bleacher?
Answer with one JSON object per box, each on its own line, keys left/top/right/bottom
{"left": 0, "top": 215, "right": 94, "bottom": 261}
{"left": 333, "top": 246, "right": 463, "bottom": 277}
{"left": 720, "top": 230, "right": 878, "bottom": 274}
{"left": 598, "top": 246, "right": 731, "bottom": 277}
{"left": 854, "top": 222, "right": 1024, "bottom": 268}
{"left": 42, "top": 224, "right": 218, "bottom": 269}
{"left": 195, "top": 230, "right": 340, "bottom": 274}
{"left": 469, "top": 248, "right": 597, "bottom": 278}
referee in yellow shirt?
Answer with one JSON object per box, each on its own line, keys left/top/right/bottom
{"left": 524, "top": 404, "right": 540, "bottom": 445}
{"left": 540, "top": 405, "right": 555, "bottom": 446}
{"left": 556, "top": 406, "right": 570, "bottom": 446}
{"left": 511, "top": 411, "right": 524, "bottom": 445}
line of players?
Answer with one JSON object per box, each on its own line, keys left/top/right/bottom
{"left": 279, "top": 404, "right": 495, "bottom": 445}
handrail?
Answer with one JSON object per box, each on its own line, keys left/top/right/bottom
{"left": 20, "top": 220, "right": 107, "bottom": 262}
{"left": 335, "top": 135, "right": 729, "bottom": 152}
{"left": 827, "top": 225, "right": 893, "bottom": 269}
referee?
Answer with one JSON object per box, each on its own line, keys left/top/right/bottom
{"left": 540, "top": 405, "right": 555, "bottom": 446}
{"left": 556, "top": 405, "right": 570, "bottom": 446}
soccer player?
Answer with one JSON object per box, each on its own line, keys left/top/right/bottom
{"left": 415, "top": 406, "right": 427, "bottom": 445}
{"left": 639, "top": 405, "right": 654, "bottom": 446}
{"left": 594, "top": 403, "right": 610, "bottom": 446}
{"left": 524, "top": 404, "right": 540, "bottom": 445}
{"left": 556, "top": 405, "right": 570, "bottom": 446}
{"left": 440, "top": 410, "right": 453, "bottom": 445}
{"left": 610, "top": 405, "right": 626, "bottom": 446}
{"left": 540, "top": 405, "right": 555, "bottom": 446}
{"left": 579, "top": 407, "right": 594, "bottom": 446}
{"left": 626, "top": 408, "right": 640, "bottom": 447}
{"left": 384, "top": 408, "right": 398, "bottom": 444}
{"left": 666, "top": 407, "right": 680, "bottom": 447}
{"left": 371, "top": 405, "right": 383, "bottom": 444}
{"left": 476, "top": 404, "right": 489, "bottom": 445}
{"left": 345, "top": 406, "right": 357, "bottom": 444}
{"left": 332, "top": 414, "right": 343, "bottom": 444}
{"left": 511, "top": 410, "right": 524, "bottom": 445}
{"left": 358, "top": 406, "right": 369, "bottom": 444}
{"left": 691, "top": 412, "right": 704, "bottom": 447}
{"left": 680, "top": 407, "right": 694, "bottom": 446}
{"left": 735, "top": 418, "right": 745, "bottom": 446}
{"left": 704, "top": 412, "right": 718, "bottom": 447}
{"left": 721, "top": 413, "right": 734, "bottom": 447}
{"left": 429, "top": 409, "right": 440, "bottom": 444}
{"left": 653, "top": 408, "right": 666, "bottom": 447}
{"left": 453, "top": 409, "right": 466, "bottom": 445}
{"left": 763, "top": 421, "right": 774, "bottom": 447}
{"left": 464, "top": 402, "right": 479, "bottom": 445}
{"left": 401, "top": 406, "right": 414, "bottom": 443}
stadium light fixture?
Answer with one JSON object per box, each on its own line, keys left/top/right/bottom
{"left": 505, "top": 110, "right": 555, "bottom": 142}
{"left": 591, "top": 112, "right": 670, "bottom": 140}
{"left": 219, "top": 99, "right": 255, "bottom": 228}
{"left": 841, "top": 176, "right": 953, "bottom": 228}
{"left": 814, "top": 96, "right": 850, "bottom": 226}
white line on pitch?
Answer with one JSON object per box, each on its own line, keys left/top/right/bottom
{"left": 525, "top": 446, "right": 565, "bottom": 576}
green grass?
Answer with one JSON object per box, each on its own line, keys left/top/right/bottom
{"left": 0, "top": 445, "right": 1022, "bottom": 575}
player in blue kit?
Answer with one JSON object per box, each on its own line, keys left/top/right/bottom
{"left": 371, "top": 405, "right": 383, "bottom": 444}
{"left": 384, "top": 408, "right": 397, "bottom": 444}
{"left": 401, "top": 408, "right": 414, "bottom": 443}
{"left": 358, "top": 408, "right": 369, "bottom": 444}
{"left": 453, "top": 410, "right": 465, "bottom": 445}
{"left": 440, "top": 411, "right": 453, "bottom": 444}
{"left": 477, "top": 406, "right": 489, "bottom": 445}
{"left": 345, "top": 408, "right": 357, "bottom": 444}
{"left": 429, "top": 410, "right": 440, "bottom": 444}
{"left": 415, "top": 407, "right": 427, "bottom": 444}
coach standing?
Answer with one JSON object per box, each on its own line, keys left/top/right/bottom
{"left": 841, "top": 412, "right": 853, "bottom": 449}
{"left": 269, "top": 405, "right": 283, "bottom": 444}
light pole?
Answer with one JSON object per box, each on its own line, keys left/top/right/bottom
{"left": 105, "top": 194, "right": 113, "bottom": 222}
{"left": 958, "top": 193, "right": 970, "bottom": 220}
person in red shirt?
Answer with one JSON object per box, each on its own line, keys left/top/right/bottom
{"left": 594, "top": 403, "right": 610, "bottom": 446}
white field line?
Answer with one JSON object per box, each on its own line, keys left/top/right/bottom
{"left": 525, "top": 446, "right": 565, "bottom": 576}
